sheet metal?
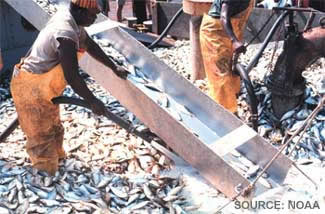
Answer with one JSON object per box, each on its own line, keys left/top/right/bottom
{"left": 78, "top": 51, "right": 253, "bottom": 199}
{"left": 81, "top": 22, "right": 293, "bottom": 197}
{"left": 4, "top": 0, "right": 51, "bottom": 30}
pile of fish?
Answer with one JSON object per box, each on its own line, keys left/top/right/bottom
{"left": 1, "top": 71, "right": 196, "bottom": 213}
{"left": 239, "top": 43, "right": 325, "bottom": 163}
{"left": 0, "top": 75, "right": 11, "bottom": 102}
{"left": 0, "top": 158, "right": 193, "bottom": 213}
{"left": 34, "top": 0, "right": 58, "bottom": 15}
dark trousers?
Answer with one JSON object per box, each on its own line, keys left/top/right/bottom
{"left": 133, "top": 0, "right": 147, "bottom": 24}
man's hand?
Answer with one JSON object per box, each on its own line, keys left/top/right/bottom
{"left": 89, "top": 98, "right": 107, "bottom": 116}
{"left": 114, "top": 65, "right": 129, "bottom": 79}
{"left": 232, "top": 40, "right": 246, "bottom": 55}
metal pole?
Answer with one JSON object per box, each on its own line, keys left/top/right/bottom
{"left": 189, "top": 15, "right": 205, "bottom": 81}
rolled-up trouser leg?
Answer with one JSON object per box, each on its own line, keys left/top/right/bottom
{"left": 11, "top": 64, "right": 68, "bottom": 175}
{"left": 200, "top": 14, "right": 240, "bottom": 113}
{"left": 199, "top": 3, "right": 253, "bottom": 113}
{"left": 11, "top": 53, "right": 84, "bottom": 174}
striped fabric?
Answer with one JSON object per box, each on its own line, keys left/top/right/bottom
{"left": 71, "top": 0, "right": 98, "bottom": 9}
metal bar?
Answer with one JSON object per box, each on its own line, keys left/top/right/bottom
{"left": 189, "top": 15, "right": 205, "bottom": 81}
{"left": 51, "top": 96, "right": 157, "bottom": 142}
{"left": 246, "top": 11, "right": 289, "bottom": 72}
{"left": 236, "top": 64, "right": 258, "bottom": 131}
{"left": 273, "top": 6, "right": 319, "bottom": 13}
{"left": 0, "top": 118, "right": 19, "bottom": 143}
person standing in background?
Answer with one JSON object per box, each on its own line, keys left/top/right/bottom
{"left": 257, "top": 0, "right": 292, "bottom": 9}
{"left": 133, "top": 0, "right": 147, "bottom": 24}
{"left": 98, "top": 0, "right": 110, "bottom": 17}
{"left": 200, "top": 0, "right": 254, "bottom": 114}
{"left": 146, "top": 0, "right": 152, "bottom": 20}
{"left": 116, "top": 0, "right": 126, "bottom": 22}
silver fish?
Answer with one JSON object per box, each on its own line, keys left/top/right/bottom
{"left": 144, "top": 82, "right": 163, "bottom": 93}
{"left": 143, "top": 184, "right": 154, "bottom": 200}
{"left": 18, "top": 191, "right": 26, "bottom": 204}
{"left": 157, "top": 94, "right": 169, "bottom": 108}
{"left": 0, "top": 207, "right": 10, "bottom": 214}
{"left": 295, "top": 107, "right": 310, "bottom": 120}
{"left": 110, "top": 185, "right": 128, "bottom": 199}
{"left": 29, "top": 194, "right": 40, "bottom": 203}
{"left": 167, "top": 185, "right": 184, "bottom": 197}
{"left": 128, "top": 75, "right": 148, "bottom": 84}
{"left": 49, "top": 206, "right": 72, "bottom": 214}
{"left": 27, "top": 205, "right": 48, "bottom": 213}
{"left": 97, "top": 177, "right": 112, "bottom": 189}
{"left": 27, "top": 184, "right": 49, "bottom": 199}
{"left": 44, "top": 177, "right": 53, "bottom": 187}
{"left": 174, "top": 102, "right": 193, "bottom": 117}
{"left": 163, "top": 194, "right": 179, "bottom": 202}
{"left": 258, "top": 177, "right": 272, "bottom": 189}
{"left": 129, "top": 200, "right": 150, "bottom": 211}
{"left": 280, "top": 109, "right": 296, "bottom": 122}
{"left": 91, "top": 198, "right": 108, "bottom": 209}
{"left": 320, "top": 127, "right": 325, "bottom": 141}
{"left": 8, "top": 187, "right": 17, "bottom": 203}
{"left": 245, "top": 165, "right": 260, "bottom": 178}
{"left": 167, "top": 108, "right": 182, "bottom": 121}
{"left": 127, "top": 193, "right": 140, "bottom": 205}
{"left": 40, "top": 199, "right": 61, "bottom": 207}
{"left": 16, "top": 199, "right": 30, "bottom": 214}
{"left": 71, "top": 203, "right": 92, "bottom": 212}
{"left": 0, "top": 177, "right": 15, "bottom": 185}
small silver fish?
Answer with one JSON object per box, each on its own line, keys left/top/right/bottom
{"left": 129, "top": 200, "right": 150, "bottom": 211}
{"left": 167, "top": 185, "right": 184, "bottom": 197}
{"left": 259, "top": 177, "right": 272, "bottom": 189}
{"left": 144, "top": 82, "right": 163, "bottom": 93}
{"left": 167, "top": 108, "right": 182, "bottom": 121}
{"left": 97, "top": 177, "right": 112, "bottom": 189}
{"left": 127, "top": 193, "right": 140, "bottom": 205}
{"left": 40, "top": 199, "right": 61, "bottom": 207}
{"left": 245, "top": 165, "right": 260, "bottom": 178}
{"left": 295, "top": 107, "right": 310, "bottom": 120}
{"left": 0, "top": 206, "right": 10, "bottom": 214}
{"left": 143, "top": 184, "right": 154, "bottom": 200}
{"left": 110, "top": 185, "right": 128, "bottom": 199}
{"left": 163, "top": 194, "right": 179, "bottom": 202}
{"left": 280, "top": 109, "right": 296, "bottom": 122}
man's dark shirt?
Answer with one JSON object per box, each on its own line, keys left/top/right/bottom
{"left": 208, "top": 0, "right": 251, "bottom": 18}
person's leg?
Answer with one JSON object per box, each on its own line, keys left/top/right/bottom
{"left": 200, "top": 14, "right": 239, "bottom": 113}
{"left": 146, "top": 0, "right": 152, "bottom": 20}
{"left": 117, "top": 0, "right": 125, "bottom": 22}
{"left": 133, "top": 0, "right": 147, "bottom": 24}
{"left": 11, "top": 70, "right": 62, "bottom": 175}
